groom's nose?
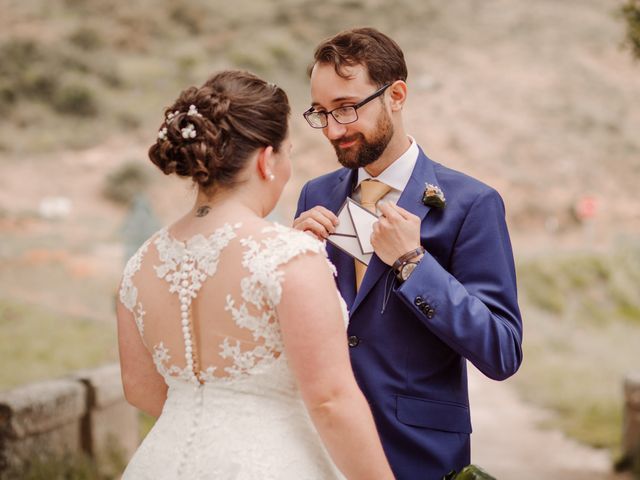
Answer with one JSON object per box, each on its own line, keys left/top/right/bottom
{"left": 323, "top": 115, "right": 348, "bottom": 141}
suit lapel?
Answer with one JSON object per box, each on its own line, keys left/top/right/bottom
{"left": 349, "top": 147, "right": 439, "bottom": 316}
{"left": 325, "top": 168, "right": 358, "bottom": 308}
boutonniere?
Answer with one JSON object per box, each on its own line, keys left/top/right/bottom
{"left": 422, "top": 183, "right": 446, "bottom": 209}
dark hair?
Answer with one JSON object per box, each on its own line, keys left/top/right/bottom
{"left": 149, "top": 70, "right": 290, "bottom": 192}
{"left": 309, "top": 27, "right": 408, "bottom": 87}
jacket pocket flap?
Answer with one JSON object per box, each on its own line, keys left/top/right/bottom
{"left": 396, "top": 395, "right": 472, "bottom": 434}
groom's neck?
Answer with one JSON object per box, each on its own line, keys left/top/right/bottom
{"left": 364, "top": 130, "right": 411, "bottom": 178}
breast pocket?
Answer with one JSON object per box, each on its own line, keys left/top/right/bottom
{"left": 395, "top": 395, "right": 472, "bottom": 434}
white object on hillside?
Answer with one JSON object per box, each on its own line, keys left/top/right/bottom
{"left": 38, "top": 196, "right": 72, "bottom": 220}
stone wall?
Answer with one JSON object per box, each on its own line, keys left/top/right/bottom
{"left": 0, "top": 363, "right": 138, "bottom": 478}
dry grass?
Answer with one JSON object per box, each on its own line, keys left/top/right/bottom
{"left": 515, "top": 246, "right": 640, "bottom": 451}
{"left": 0, "top": 298, "right": 117, "bottom": 390}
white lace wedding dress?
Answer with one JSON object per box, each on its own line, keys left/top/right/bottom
{"left": 119, "top": 222, "right": 347, "bottom": 479}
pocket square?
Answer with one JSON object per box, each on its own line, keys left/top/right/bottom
{"left": 327, "top": 198, "right": 379, "bottom": 266}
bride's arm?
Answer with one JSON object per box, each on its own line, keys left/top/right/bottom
{"left": 116, "top": 299, "right": 167, "bottom": 418}
{"left": 277, "top": 253, "right": 395, "bottom": 480}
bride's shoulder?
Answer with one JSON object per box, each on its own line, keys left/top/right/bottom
{"left": 264, "top": 221, "right": 325, "bottom": 251}
{"left": 240, "top": 220, "right": 327, "bottom": 264}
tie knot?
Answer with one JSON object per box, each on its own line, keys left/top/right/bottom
{"left": 359, "top": 180, "right": 391, "bottom": 212}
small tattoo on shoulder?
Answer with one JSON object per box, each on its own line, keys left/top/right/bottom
{"left": 195, "top": 206, "right": 211, "bottom": 217}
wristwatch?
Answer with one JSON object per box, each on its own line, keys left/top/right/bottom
{"left": 393, "top": 246, "right": 426, "bottom": 283}
{"left": 398, "top": 261, "right": 419, "bottom": 282}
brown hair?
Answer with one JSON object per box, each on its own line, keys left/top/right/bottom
{"left": 149, "top": 70, "right": 290, "bottom": 192}
{"left": 309, "top": 27, "right": 407, "bottom": 87}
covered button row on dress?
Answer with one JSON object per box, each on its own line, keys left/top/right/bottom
{"left": 178, "top": 255, "right": 197, "bottom": 379}
{"left": 176, "top": 384, "right": 204, "bottom": 476}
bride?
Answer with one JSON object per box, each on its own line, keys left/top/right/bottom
{"left": 116, "top": 70, "right": 394, "bottom": 479}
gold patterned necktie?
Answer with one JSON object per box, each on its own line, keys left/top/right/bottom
{"left": 355, "top": 179, "right": 392, "bottom": 291}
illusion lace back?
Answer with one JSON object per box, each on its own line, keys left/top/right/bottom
{"left": 119, "top": 222, "right": 347, "bottom": 479}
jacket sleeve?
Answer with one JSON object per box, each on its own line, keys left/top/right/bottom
{"left": 395, "top": 187, "right": 523, "bottom": 381}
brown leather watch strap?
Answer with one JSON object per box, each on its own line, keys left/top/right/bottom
{"left": 392, "top": 246, "right": 426, "bottom": 273}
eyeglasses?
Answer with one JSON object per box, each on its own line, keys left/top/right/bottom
{"left": 303, "top": 83, "right": 391, "bottom": 129}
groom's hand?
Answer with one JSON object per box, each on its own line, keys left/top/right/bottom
{"left": 371, "top": 202, "right": 422, "bottom": 266}
{"left": 293, "top": 206, "right": 339, "bottom": 240}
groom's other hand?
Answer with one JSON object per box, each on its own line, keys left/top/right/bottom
{"left": 372, "top": 202, "right": 421, "bottom": 266}
{"left": 293, "top": 206, "right": 339, "bottom": 240}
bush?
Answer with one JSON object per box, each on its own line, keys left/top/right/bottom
{"left": 0, "top": 39, "right": 48, "bottom": 104}
{"left": 622, "top": 0, "right": 640, "bottom": 60}
{"left": 69, "top": 27, "right": 103, "bottom": 51}
{"left": 170, "top": 1, "right": 206, "bottom": 35}
{"left": 52, "top": 83, "right": 99, "bottom": 116}
{"left": 0, "top": 38, "right": 104, "bottom": 116}
{"left": 103, "top": 161, "right": 151, "bottom": 205}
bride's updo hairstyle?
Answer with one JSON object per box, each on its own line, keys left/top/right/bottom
{"left": 149, "top": 70, "right": 290, "bottom": 192}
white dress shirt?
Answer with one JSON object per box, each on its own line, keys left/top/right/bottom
{"left": 351, "top": 136, "right": 419, "bottom": 215}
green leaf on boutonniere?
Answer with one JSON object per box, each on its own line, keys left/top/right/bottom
{"left": 441, "top": 465, "right": 497, "bottom": 480}
{"left": 422, "top": 183, "right": 446, "bottom": 209}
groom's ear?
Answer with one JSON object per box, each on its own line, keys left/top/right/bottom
{"left": 256, "top": 146, "right": 275, "bottom": 180}
{"left": 388, "top": 80, "right": 407, "bottom": 112}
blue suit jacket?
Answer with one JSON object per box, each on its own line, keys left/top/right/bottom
{"left": 295, "top": 147, "right": 523, "bottom": 480}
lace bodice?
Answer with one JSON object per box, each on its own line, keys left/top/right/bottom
{"left": 119, "top": 222, "right": 339, "bottom": 386}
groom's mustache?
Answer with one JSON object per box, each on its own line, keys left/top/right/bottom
{"left": 331, "top": 134, "right": 363, "bottom": 150}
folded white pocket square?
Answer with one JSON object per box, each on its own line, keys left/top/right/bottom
{"left": 327, "top": 198, "right": 379, "bottom": 266}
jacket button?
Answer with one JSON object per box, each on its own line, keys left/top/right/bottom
{"left": 414, "top": 296, "right": 424, "bottom": 307}
{"left": 348, "top": 335, "right": 360, "bottom": 348}
{"left": 426, "top": 308, "right": 436, "bottom": 319}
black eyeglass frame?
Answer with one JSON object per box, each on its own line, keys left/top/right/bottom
{"left": 303, "top": 83, "right": 392, "bottom": 129}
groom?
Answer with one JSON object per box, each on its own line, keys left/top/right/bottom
{"left": 294, "top": 28, "right": 523, "bottom": 479}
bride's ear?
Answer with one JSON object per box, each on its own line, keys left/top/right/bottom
{"left": 256, "top": 146, "right": 276, "bottom": 182}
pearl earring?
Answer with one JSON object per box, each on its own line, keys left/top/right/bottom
{"left": 268, "top": 173, "right": 275, "bottom": 181}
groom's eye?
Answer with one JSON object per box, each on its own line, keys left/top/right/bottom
{"left": 334, "top": 107, "right": 353, "bottom": 116}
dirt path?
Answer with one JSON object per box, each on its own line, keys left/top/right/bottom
{"left": 469, "top": 366, "right": 632, "bottom": 480}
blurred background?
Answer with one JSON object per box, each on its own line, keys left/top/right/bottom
{"left": 0, "top": 0, "right": 639, "bottom": 478}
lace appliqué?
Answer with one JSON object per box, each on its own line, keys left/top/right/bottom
{"left": 154, "top": 223, "right": 240, "bottom": 297}
{"left": 152, "top": 343, "right": 193, "bottom": 382}
{"left": 119, "top": 236, "right": 154, "bottom": 336}
{"left": 152, "top": 223, "right": 241, "bottom": 383}
{"left": 221, "top": 224, "right": 328, "bottom": 380}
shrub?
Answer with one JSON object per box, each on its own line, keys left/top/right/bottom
{"left": 103, "top": 161, "right": 150, "bottom": 206}
{"left": 52, "top": 83, "right": 99, "bottom": 116}
{"left": 0, "top": 38, "right": 105, "bottom": 117}
{"left": 69, "top": 27, "right": 103, "bottom": 51}
{"left": 622, "top": 0, "right": 640, "bottom": 60}
{"left": 170, "top": 1, "right": 206, "bottom": 35}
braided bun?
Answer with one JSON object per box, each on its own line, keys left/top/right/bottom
{"left": 149, "top": 70, "right": 290, "bottom": 192}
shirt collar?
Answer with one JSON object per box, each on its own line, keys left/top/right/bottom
{"left": 356, "top": 136, "right": 419, "bottom": 192}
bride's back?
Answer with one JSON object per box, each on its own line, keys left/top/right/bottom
{"left": 121, "top": 218, "right": 323, "bottom": 385}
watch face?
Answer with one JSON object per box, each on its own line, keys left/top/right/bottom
{"left": 400, "top": 262, "right": 418, "bottom": 281}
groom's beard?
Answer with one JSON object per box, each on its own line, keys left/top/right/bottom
{"left": 331, "top": 109, "right": 394, "bottom": 170}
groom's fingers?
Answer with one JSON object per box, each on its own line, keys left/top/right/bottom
{"left": 378, "top": 202, "right": 402, "bottom": 223}
{"left": 304, "top": 209, "right": 337, "bottom": 233}
{"left": 293, "top": 207, "right": 338, "bottom": 239}
{"left": 387, "top": 202, "right": 413, "bottom": 221}
{"left": 315, "top": 206, "right": 339, "bottom": 225}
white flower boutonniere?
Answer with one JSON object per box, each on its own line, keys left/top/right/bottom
{"left": 422, "top": 183, "right": 446, "bottom": 209}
